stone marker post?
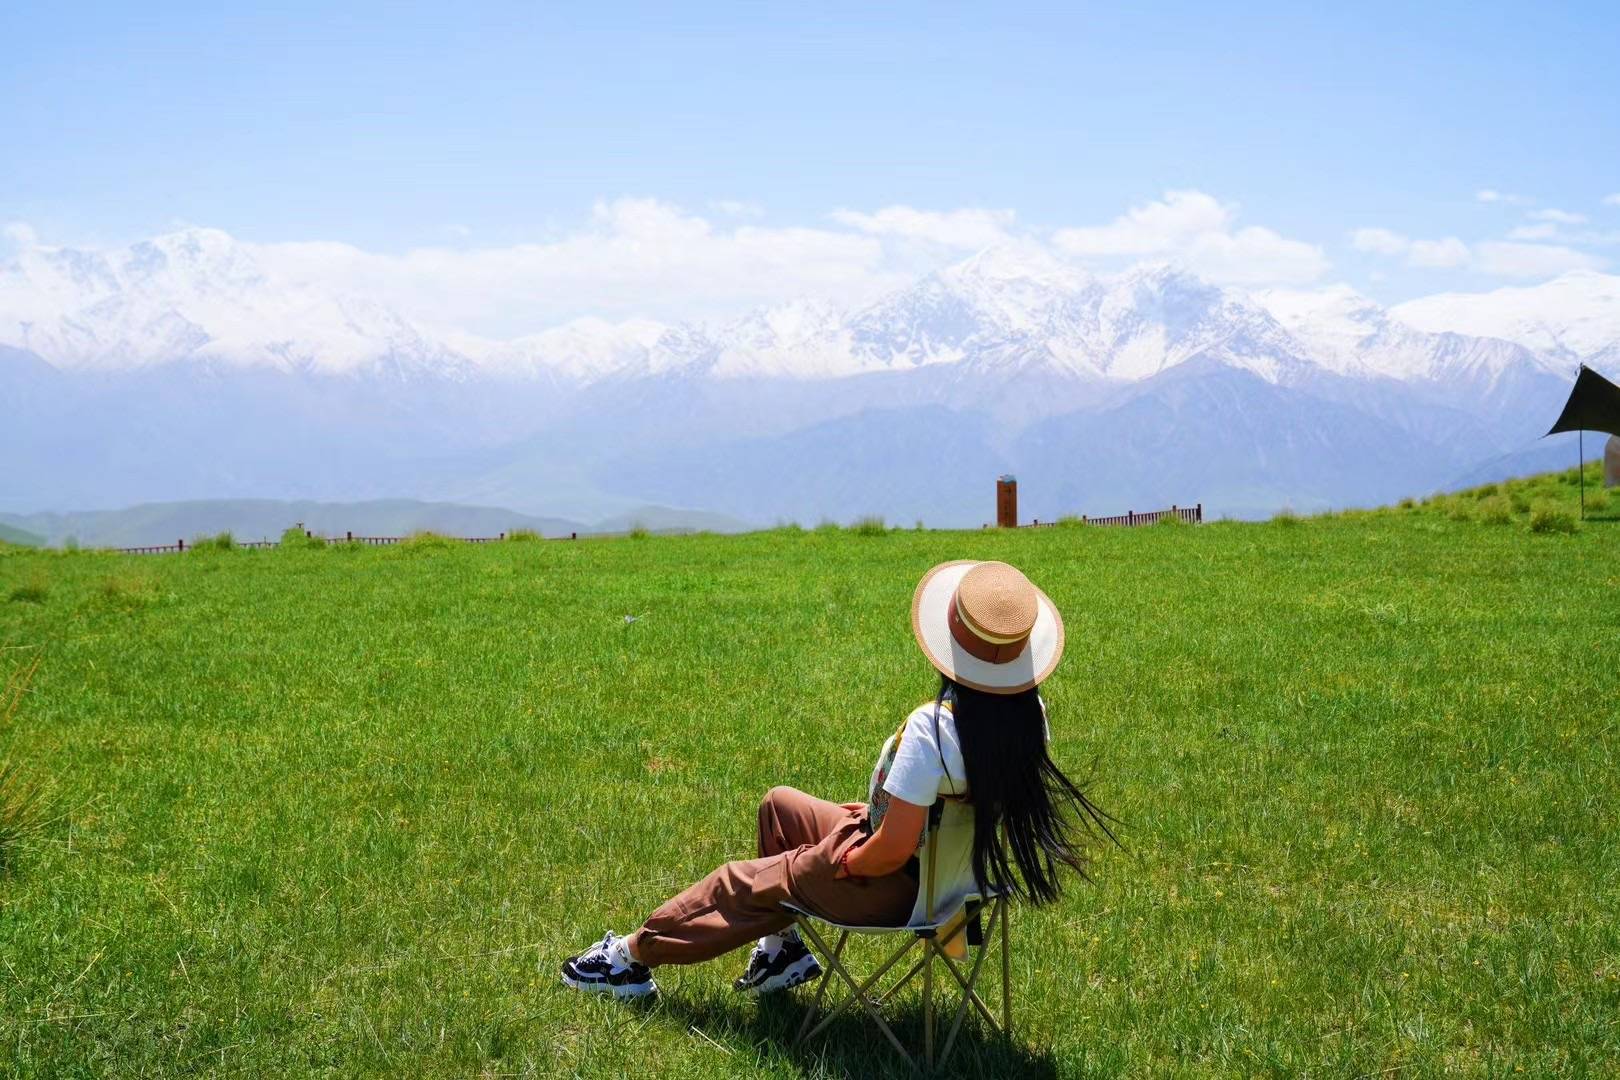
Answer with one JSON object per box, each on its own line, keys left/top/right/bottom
{"left": 996, "top": 475, "right": 1018, "bottom": 528}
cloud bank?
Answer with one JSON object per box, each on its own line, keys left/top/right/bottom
{"left": 9, "top": 185, "right": 1615, "bottom": 341}
{"left": 1051, "top": 191, "right": 1329, "bottom": 285}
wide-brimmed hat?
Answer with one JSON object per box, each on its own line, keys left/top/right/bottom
{"left": 911, "top": 560, "right": 1064, "bottom": 694}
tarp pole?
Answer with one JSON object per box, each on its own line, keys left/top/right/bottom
{"left": 1579, "top": 429, "right": 1586, "bottom": 520}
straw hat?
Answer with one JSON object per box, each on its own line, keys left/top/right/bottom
{"left": 911, "top": 560, "right": 1064, "bottom": 694}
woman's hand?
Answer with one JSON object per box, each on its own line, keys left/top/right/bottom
{"left": 833, "top": 844, "right": 858, "bottom": 879}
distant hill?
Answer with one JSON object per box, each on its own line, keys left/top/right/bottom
{"left": 593, "top": 505, "right": 756, "bottom": 535}
{"left": 0, "top": 521, "right": 44, "bottom": 547}
{"left": 0, "top": 498, "right": 754, "bottom": 548}
{"left": 0, "top": 499, "right": 583, "bottom": 548}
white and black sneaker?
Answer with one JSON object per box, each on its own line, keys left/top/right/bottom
{"left": 733, "top": 932, "right": 822, "bottom": 995}
{"left": 561, "top": 932, "right": 658, "bottom": 999}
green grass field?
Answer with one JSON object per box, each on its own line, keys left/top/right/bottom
{"left": 2, "top": 467, "right": 1617, "bottom": 1077}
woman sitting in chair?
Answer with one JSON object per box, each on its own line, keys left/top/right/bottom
{"left": 562, "top": 559, "right": 1117, "bottom": 998}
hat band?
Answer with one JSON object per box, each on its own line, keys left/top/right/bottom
{"left": 948, "top": 595, "right": 1031, "bottom": 664}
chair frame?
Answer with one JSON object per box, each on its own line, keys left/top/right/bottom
{"left": 785, "top": 802, "right": 1012, "bottom": 1072}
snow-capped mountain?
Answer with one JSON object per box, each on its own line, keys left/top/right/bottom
{"left": 1391, "top": 271, "right": 1620, "bottom": 368}
{"left": 2, "top": 227, "right": 1612, "bottom": 525}
{"left": 1256, "top": 284, "right": 1562, "bottom": 384}
{"left": 463, "top": 317, "right": 669, "bottom": 382}
{"left": 0, "top": 228, "right": 471, "bottom": 378}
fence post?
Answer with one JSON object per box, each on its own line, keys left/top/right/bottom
{"left": 500, "top": 532, "right": 505, "bottom": 541}
{"left": 1196, "top": 503, "right": 1202, "bottom": 523}
{"left": 346, "top": 530, "right": 352, "bottom": 542}
{"left": 1127, "top": 511, "right": 1134, "bottom": 526}
{"left": 571, "top": 532, "right": 577, "bottom": 540}
{"left": 178, "top": 538, "right": 185, "bottom": 552}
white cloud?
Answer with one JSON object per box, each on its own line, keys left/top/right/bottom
{"left": 1603, "top": 193, "right": 1620, "bottom": 207}
{"left": 1407, "top": 237, "right": 1471, "bottom": 268}
{"left": 255, "top": 198, "right": 898, "bottom": 335}
{"left": 710, "top": 199, "right": 765, "bottom": 219}
{"left": 1350, "top": 227, "right": 1410, "bottom": 255}
{"left": 829, "top": 205, "right": 1015, "bottom": 250}
{"left": 1053, "top": 190, "right": 1230, "bottom": 256}
{"left": 2, "top": 222, "right": 38, "bottom": 250}
{"left": 1348, "top": 220, "right": 1609, "bottom": 278}
{"left": 1349, "top": 226, "right": 1470, "bottom": 268}
{"left": 1051, "top": 190, "right": 1328, "bottom": 284}
{"left": 1472, "top": 241, "right": 1607, "bottom": 278}
{"left": 25, "top": 191, "right": 1605, "bottom": 344}
{"left": 1507, "top": 223, "right": 1560, "bottom": 241}
{"left": 1476, "top": 189, "right": 1530, "bottom": 205}
{"left": 1530, "top": 208, "right": 1587, "bottom": 225}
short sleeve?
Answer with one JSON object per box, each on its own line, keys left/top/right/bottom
{"left": 881, "top": 707, "right": 945, "bottom": 807}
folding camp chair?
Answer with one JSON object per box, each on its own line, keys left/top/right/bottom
{"left": 784, "top": 801, "right": 1013, "bottom": 1073}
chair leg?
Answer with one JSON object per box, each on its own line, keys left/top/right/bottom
{"left": 795, "top": 920, "right": 914, "bottom": 1067}
{"left": 875, "top": 950, "right": 928, "bottom": 1006}
{"left": 939, "top": 901, "right": 1002, "bottom": 1068}
{"left": 923, "top": 939, "right": 935, "bottom": 1070}
{"left": 800, "top": 930, "right": 918, "bottom": 1042}
{"left": 789, "top": 908, "right": 1012, "bottom": 1072}
{"left": 880, "top": 919, "right": 972, "bottom": 1005}
{"left": 793, "top": 923, "right": 846, "bottom": 1045}
{"left": 999, "top": 896, "right": 1011, "bottom": 1037}
{"left": 802, "top": 943, "right": 918, "bottom": 1045}
{"left": 937, "top": 946, "right": 1001, "bottom": 1030}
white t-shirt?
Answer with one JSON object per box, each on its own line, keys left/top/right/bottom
{"left": 882, "top": 703, "right": 969, "bottom": 807}
{"left": 864, "top": 693, "right": 1048, "bottom": 926}
{"left": 872, "top": 693, "right": 1048, "bottom": 814}
{"left": 864, "top": 698, "right": 977, "bottom": 926}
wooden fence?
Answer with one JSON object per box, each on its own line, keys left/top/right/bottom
{"left": 114, "top": 529, "right": 581, "bottom": 555}
{"left": 114, "top": 503, "right": 1205, "bottom": 553}
{"left": 989, "top": 503, "right": 1203, "bottom": 529}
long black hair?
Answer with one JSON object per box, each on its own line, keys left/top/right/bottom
{"left": 941, "top": 674, "right": 1121, "bottom": 905}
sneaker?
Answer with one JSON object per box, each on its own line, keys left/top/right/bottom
{"left": 561, "top": 932, "right": 658, "bottom": 999}
{"left": 733, "top": 935, "right": 822, "bottom": 994}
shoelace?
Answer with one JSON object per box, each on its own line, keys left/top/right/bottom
{"left": 584, "top": 932, "right": 619, "bottom": 966}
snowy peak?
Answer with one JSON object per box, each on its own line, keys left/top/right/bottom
{"left": 1391, "top": 271, "right": 1620, "bottom": 365}
{"left": 0, "top": 227, "right": 469, "bottom": 376}
{"left": 935, "top": 243, "right": 1095, "bottom": 323}
{"left": 833, "top": 257, "right": 1307, "bottom": 384}
{"left": 1258, "top": 284, "right": 1432, "bottom": 377}
{"left": 700, "top": 299, "right": 858, "bottom": 378}
{"left": 1, "top": 228, "right": 1611, "bottom": 390}
{"left": 1082, "top": 265, "right": 1307, "bottom": 382}
{"left": 1257, "top": 283, "right": 1560, "bottom": 384}
{"left": 469, "top": 317, "right": 668, "bottom": 381}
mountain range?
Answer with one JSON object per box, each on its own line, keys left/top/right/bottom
{"left": 4, "top": 229, "right": 1613, "bottom": 529}
{"left": 0, "top": 498, "right": 751, "bottom": 549}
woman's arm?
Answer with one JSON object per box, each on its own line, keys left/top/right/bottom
{"left": 837, "top": 796, "right": 926, "bottom": 878}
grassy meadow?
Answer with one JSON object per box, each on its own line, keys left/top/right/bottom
{"left": 1, "top": 466, "right": 1618, "bottom": 1077}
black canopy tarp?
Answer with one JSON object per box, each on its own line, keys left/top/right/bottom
{"left": 1547, "top": 364, "right": 1620, "bottom": 438}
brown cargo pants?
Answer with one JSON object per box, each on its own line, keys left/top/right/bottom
{"left": 628, "top": 786, "right": 918, "bottom": 967}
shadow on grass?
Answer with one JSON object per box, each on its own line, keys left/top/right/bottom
{"left": 648, "top": 986, "right": 1060, "bottom": 1078}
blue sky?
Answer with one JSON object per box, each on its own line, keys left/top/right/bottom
{"left": 4, "top": 0, "right": 1619, "bottom": 316}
